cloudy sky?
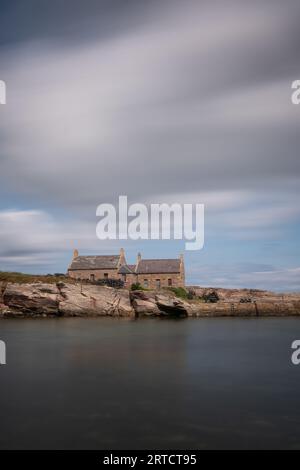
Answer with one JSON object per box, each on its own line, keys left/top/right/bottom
{"left": 0, "top": 0, "right": 300, "bottom": 290}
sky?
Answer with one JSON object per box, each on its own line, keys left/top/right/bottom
{"left": 0, "top": 0, "right": 300, "bottom": 291}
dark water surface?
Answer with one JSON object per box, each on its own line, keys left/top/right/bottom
{"left": 0, "top": 317, "right": 300, "bottom": 449}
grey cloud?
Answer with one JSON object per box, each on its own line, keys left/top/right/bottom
{"left": 0, "top": 1, "right": 300, "bottom": 287}
{"left": 0, "top": 0, "right": 300, "bottom": 213}
{"left": 189, "top": 263, "right": 300, "bottom": 292}
{"left": 0, "top": 0, "right": 159, "bottom": 47}
{"left": 0, "top": 208, "right": 131, "bottom": 270}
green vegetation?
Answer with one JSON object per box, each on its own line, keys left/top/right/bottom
{"left": 201, "top": 291, "right": 219, "bottom": 303}
{"left": 0, "top": 271, "right": 73, "bottom": 284}
{"left": 166, "top": 286, "right": 191, "bottom": 299}
{"left": 89, "top": 278, "right": 124, "bottom": 288}
{"left": 130, "top": 282, "right": 148, "bottom": 291}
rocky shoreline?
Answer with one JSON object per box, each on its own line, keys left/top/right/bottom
{"left": 0, "top": 281, "right": 300, "bottom": 318}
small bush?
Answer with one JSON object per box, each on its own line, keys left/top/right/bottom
{"left": 90, "top": 278, "right": 124, "bottom": 289}
{"left": 240, "top": 297, "right": 252, "bottom": 303}
{"left": 56, "top": 282, "right": 66, "bottom": 289}
{"left": 131, "top": 282, "right": 144, "bottom": 291}
{"left": 201, "top": 291, "right": 219, "bottom": 303}
{"left": 167, "top": 287, "right": 189, "bottom": 299}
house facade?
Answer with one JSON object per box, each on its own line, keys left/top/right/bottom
{"left": 68, "top": 248, "right": 185, "bottom": 288}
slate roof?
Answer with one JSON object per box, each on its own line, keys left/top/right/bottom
{"left": 127, "top": 264, "right": 136, "bottom": 272}
{"left": 118, "top": 264, "right": 136, "bottom": 274}
{"left": 69, "top": 255, "right": 120, "bottom": 271}
{"left": 136, "top": 259, "right": 180, "bottom": 274}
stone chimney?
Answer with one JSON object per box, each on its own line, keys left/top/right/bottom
{"left": 67, "top": 249, "right": 78, "bottom": 275}
{"left": 119, "top": 247, "right": 126, "bottom": 266}
{"left": 179, "top": 253, "right": 185, "bottom": 284}
{"left": 136, "top": 252, "right": 142, "bottom": 271}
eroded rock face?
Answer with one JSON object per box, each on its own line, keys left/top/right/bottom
{"left": 58, "top": 284, "right": 134, "bottom": 317}
{"left": 130, "top": 291, "right": 189, "bottom": 317}
{"left": 1, "top": 283, "right": 134, "bottom": 318}
{"left": 3, "top": 283, "right": 60, "bottom": 316}
{"left": 130, "top": 291, "right": 160, "bottom": 316}
{"left": 1, "top": 282, "right": 300, "bottom": 318}
{"left": 155, "top": 294, "right": 188, "bottom": 317}
{"left": 131, "top": 299, "right": 161, "bottom": 316}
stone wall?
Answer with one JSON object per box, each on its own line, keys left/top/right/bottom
{"left": 135, "top": 273, "right": 184, "bottom": 289}
{"left": 68, "top": 268, "right": 120, "bottom": 281}
{"left": 122, "top": 273, "right": 137, "bottom": 288}
{"left": 68, "top": 270, "right": 185, "bottom": 288}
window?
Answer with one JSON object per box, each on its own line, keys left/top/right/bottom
{"left": 168, "top": 278, "right": 172, "bottom": 286}
{"left": 104, "top": 273, "right": 108, "bottom": 279}
{"left": 156, "top": 279, "right": 161, "bottom": 289}
{"left": 144, "top": 279, "right": 148, "bottom": 288}
{"left": 90, "top": 274, "right": 95, "bottom": 282}
{"left": 122, "top": 274, "right": 126, "bottom": 281}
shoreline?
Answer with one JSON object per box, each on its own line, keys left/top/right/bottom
{"left": 1, "top": 281, "right": 300, "bottom": 319}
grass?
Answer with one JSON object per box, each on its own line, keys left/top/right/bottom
{"left": 0, "top": 271, "right": 74, "bottom": 284}
{"left": 166, "top": 286, "right": 190, "bottom": 299}
{"left": 130, "top": 282, "right": 149, "bottom": 291}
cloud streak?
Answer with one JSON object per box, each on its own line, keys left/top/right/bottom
{"left": 0, "top": 0, "right": 299, "bottom": 288}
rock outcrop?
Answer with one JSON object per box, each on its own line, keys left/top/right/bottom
{"left": 0, "top": 282, "right": 134, "bottom": 318}
{"left": 58, "top": 283, "right": 134, "bottom": 317}
{"left": 187, "top": 286, "right": 300, "bottom": 317}
{"left": 3, "top": 283, "right": 60, "bottom": 316}
{"left": 0, "top": 281, "right": 300, "bottom": 318}
{"left": 130, "top": 290, "right": 190, "bottom": 317}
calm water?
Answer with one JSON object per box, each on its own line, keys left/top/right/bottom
{"left": 0, "top": 317, "right": 300, "bottom": 449}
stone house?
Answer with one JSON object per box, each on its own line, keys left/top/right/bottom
{"left": 68, "top": 248, "right": 185, "bottom": 288}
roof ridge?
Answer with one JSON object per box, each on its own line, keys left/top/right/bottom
{"left": 140, "top": 258, "right": 179, "bottom": 261}
{"left": 77, "top": 254, "right": 119, "bottom": 258}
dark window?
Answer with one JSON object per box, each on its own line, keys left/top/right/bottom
{"left": 168, "top": 278, "right": 172, "bottom": 286}
{"left": 104, "top": 273, "right": 108, "bottom": 279}
{"left": 90, "top": 274, "right": 95, "bottom": 282}
{"left": 156, "top": 279, "right": 161, "bottom": 289}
